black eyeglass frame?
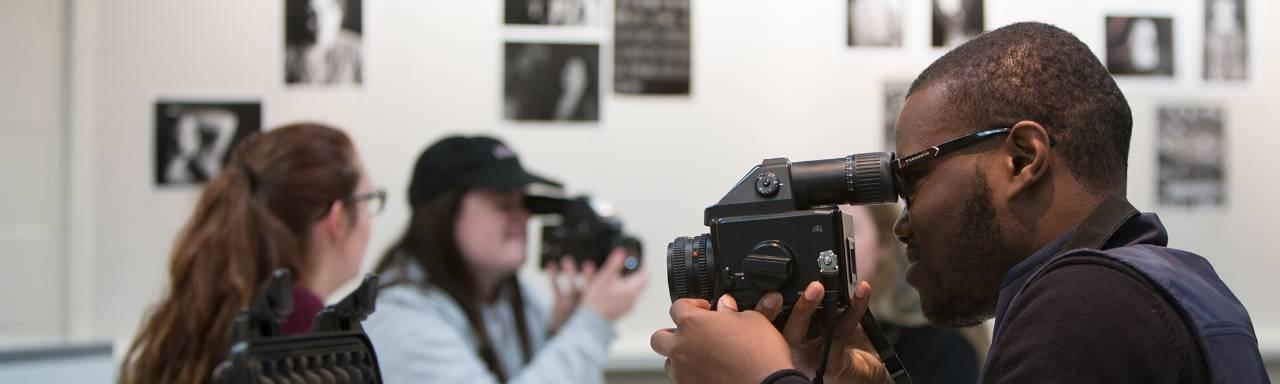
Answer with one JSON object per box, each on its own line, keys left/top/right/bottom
{"left": 891, "top": 128, "right": 1012, "bottom": 204}
{"left": 346, "top": 189, "right": 387, "bottom": 215}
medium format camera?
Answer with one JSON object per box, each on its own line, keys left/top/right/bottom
{"left": 666, "top": 153, "right": 898, "bottom": 312}
{"left": 535, "top": 196, "right": 643, "bottom": 274}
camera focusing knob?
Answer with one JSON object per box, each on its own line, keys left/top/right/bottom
{"left": 818, "top": 250, "right": 839, "bottom": 274}
{"left": 745, "top": 241, "right": 794, "bottom": 291}
{"left": 754, "top": 172, "right": 782, "bottom": 197}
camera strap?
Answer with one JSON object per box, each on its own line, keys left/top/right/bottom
{"left": 860, "top": 310, "right": 913, "bottom": 384}
{"left": 810, "top": 307, "right": 912, "bottom": 384}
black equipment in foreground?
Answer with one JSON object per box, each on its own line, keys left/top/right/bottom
{"left": 212, "top": 270, "right": 383, "bottom": 384}
{"left": 666, "top": 153, "right": 912, "bottom": 384}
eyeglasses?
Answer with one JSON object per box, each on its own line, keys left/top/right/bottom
{"left": 892, "top": 128, "right": 1011, "bottom": 205}
{"left": 347, "top": 189, "right": 387, "bottom": 215}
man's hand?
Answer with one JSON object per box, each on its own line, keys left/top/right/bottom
{"left": 650, "top": 294, "right": 794, "bottom": 384}
{"left": 769, "top": 280, "right": 891, "bottom": 384}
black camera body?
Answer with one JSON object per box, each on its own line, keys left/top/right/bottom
{"left": 667, "top": 153, "right": 897, "bottom": 312}
{"left": 537, "top": 196, "right": 643, "bottom": 274}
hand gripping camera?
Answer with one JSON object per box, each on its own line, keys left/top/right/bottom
{"left": 666, "top": 152, "right": 911, "bottom": 383}
{"left": 534, "top": 195, "right": 643, "bottom": 274}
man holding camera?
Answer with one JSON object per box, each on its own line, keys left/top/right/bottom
{"left": 651, "top": 22, "right": 1269, "bottom": 383}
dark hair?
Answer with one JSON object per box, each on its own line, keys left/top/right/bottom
{"left": 374, "top": 189, "right": 535, "bottom": 382}
{"left": 908, "top": 21, "right": 1133, "bottom": 192}
{"left": 121, "top": 123, "right": 360, "bottom": 384}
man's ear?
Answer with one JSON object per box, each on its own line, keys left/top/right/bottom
{"left": 1001, "top": 121, "right": 1053, "bottom": 199}
{"left": 321, "top": 200, "right": 348, "bottom": 241}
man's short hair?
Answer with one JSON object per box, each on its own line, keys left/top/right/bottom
{"left": 908, "top": 22, "right": 1132, "bottom": 192}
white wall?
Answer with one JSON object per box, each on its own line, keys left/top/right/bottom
{"left": 30, "top": 0, "right": 1280, "bottom": 372}
{"left": 0, "top": 0, "right": 67, "bottom": 346}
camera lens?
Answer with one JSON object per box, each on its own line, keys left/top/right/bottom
{"left": 666, "top": 234, "right": 715, "bottom": 303}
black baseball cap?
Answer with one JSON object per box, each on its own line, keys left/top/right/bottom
{"left": 407, "top": 135, "right": 562, "bottom": 207}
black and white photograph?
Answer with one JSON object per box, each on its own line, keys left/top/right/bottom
{"left": 614, "top": 0, "right": 691, "bottom": 95}
{"left": 155, "top": 101, "right": 261, "bottom": 186}
{"left": 932, "top": 0, "right": 983, "bottom": 47}
{"left": 883, "top": 80, "right": 911, "bottom": 151}
{"left": 849, "top": 0, "right": 904, "bottom": 47}
{"left": 1158, "top": 105, "right": 1225, "bottom": 207}
{"left": 1205, "top": 0, "right": 1248, "bottom": 81}
{"left": 1106, "top": 16, "right": 1175, "bottom": 77}
{"left": 505, "top": 0, "right": 602, "bottom": 26}
{"left": 285, "top": 0, "right": 363, "bottom": 86}
{"left": 504, "top": 43, "right": 600, "bottom": 122}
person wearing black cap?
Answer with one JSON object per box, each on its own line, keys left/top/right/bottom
{"left": 364, "top": 135, "right": 648, "bottom": 383}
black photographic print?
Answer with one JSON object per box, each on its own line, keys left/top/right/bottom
{"left": 615, "top": 0, "right": 691, "bottom": 95}
{"left": 505, "top": 0, "right": 602, "bottom": 26}
{"left": 932, "top": 0, "right": 983, "bottom": 47}
{"left": 285, "top": 0, "right": 363, "bottom": 86}
{"left": 849, "top": 0, "right": 904, "bottom": 47}
{"left": 1158, "top": 105, "right": 1225, "bottom": 208}
{"left": 883, "top": 80, "right": 911, "bottom": 151}
{"left": 1106, "top": 16, "right": 1174, "bottom": 77}
{"left": 1205, "top": 0, "right": 1248, "bottom": 81}
{"left": 155, "top": 101, "right": 262, "bottom": 186}
{"left": 504, "top": 43, "right": 600, "bottom": 122}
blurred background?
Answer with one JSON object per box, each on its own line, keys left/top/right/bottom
{"left": 1, "top": 0, "right": 1277, "bottom": 382}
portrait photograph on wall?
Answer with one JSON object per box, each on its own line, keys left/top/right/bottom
{"left": 1205, "top": 0, "right": 1248, "bottom": 81}
{"left": 932, "top": 0, "right": 983, "bottom": 47}
{"left": 1158, "top": 105, "right": 1226, "bottom": 208}
{"left": 883, "top": 80, "right": 911, "bottom": 151}
{"left": 614, "top": 0, "right": 691, "bottom": 95}
{"left": 284, "top": 0, "right": 363, "bottom": 86}
{"left": 849, "top": 0, "right": 904, "bottom": 47}
{"left": 154, "top": 100, "right": 262, "bottom": 186}
{"left": 504, "top": 43, "right": 600, "bottom": 122}
{"left": 1106, "top": 16, "right": 1175, "bottom": 77}
{"left": 505, "top": 0, "right": 602, "bottom": 26}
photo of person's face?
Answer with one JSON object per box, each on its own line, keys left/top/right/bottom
{"left": 1105, "top": 16, "right": 1175, "bottom": 77}
{"left": 309, "top": 0, "right": 345, "bottom": 47}
{"left": 505, "top": 0, "right": 600, "bottom": 26}
{"left": 504, "top": 43, "right": 600, "bottom": 122}
{"left": 1205, "top": 0, "right": 1248, "bottom": 80}
{"left": 932, "top": 0, "right": 983, "bottom": 47}
{"left": 285, "top": 0, "right": 363, "bottom": 85}
{"left": 154, "top": 101, "right": 261, "bottom": 186}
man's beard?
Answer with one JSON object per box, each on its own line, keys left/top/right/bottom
{"left": 920, "top": 169, "right": 1013, "bottom": 327}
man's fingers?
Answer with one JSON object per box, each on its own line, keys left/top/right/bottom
{"left": 837, "top": 281, "right": 874, "bottom": 349}
{"left": 717, "top": 294, "right": 739, "bottom": 312}
{"left": 754, "top": 292, "right": 784, "bottom": 321}
{"left": 782, "top": 281, "right": 825, "bottom": 344}
{"left": 669, "top": 298, "right": 712, "bottom": 324}
{"left": 650, "top": 328, "right": 677, "bottom": 356}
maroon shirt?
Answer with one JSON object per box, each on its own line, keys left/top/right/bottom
{"left": 282, "top": 288, "right": 326, "bottom": 335}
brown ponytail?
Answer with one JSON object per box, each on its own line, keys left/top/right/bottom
{"left": 120, "top": 123, "right": 360, "bottom": 384}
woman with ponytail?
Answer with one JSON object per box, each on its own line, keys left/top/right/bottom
{"left": 120, "top": 123, "right": 384, "bottom": 384}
